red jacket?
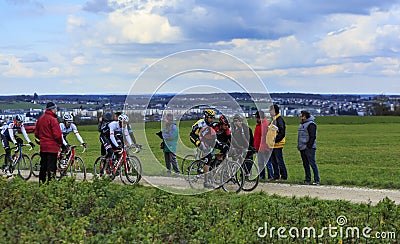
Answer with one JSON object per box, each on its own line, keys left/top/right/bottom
{"left": 253, "top": 118, "right": 270, "bottom": 152}
{"left": 34, "top": 110, "right": 63, "bottom": 153}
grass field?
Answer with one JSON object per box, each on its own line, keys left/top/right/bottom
{"left": 2, "top": 116, "right": 400, "bottom": 189}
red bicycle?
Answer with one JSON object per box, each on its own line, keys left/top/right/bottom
{"left": 93, "top": 146, "right": 142, "bottom": 185}
{"left": 31, "top": 145, "right": 86, "bottom": 180}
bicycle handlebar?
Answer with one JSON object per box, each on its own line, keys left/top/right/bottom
{"left": 69, "top": 145, "right": 87, "bottom": 153}
{"left": 12, "top": 144, "right": 34, "bottom": 152}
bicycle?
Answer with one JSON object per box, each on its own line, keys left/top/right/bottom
{"left": 229, "top": 148, "right": 259, "bottom": 192}
{"left": 180, "top": 147, "right": 202, "bottom": 177}
{"left": 56, "top": 145, "right": 87, "bottom": 181}
{"left": 186, "top": 150, "right": 244, "bottom": 193}
{"left": 31, "top": 145, "right": 87, "bottom": 180}
{"left": 0, "top": 144, "right": 33, "bottom": 180}
{"left": 93, "top": 146, "right": 142, "bottom": 185}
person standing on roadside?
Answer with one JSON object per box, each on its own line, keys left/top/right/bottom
{"left": 253, "top": 111, "right": 273, "bottom": 181}
{"left": 160, "top": 113, "right": 180, "bottom": 175}
{"left": 297, "top": 110, "right": 320, "bottom": 185}
{"left": 269, "top": 104, "right": 288, "bottom": 181}
{"left": 34, "top": 102, "right": 63, "bottom": 184}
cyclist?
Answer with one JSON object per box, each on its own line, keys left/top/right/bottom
{"left": 99, "top": 113, "right": 133, "bottom": 175}
{"left": 59, "top": 114, "right": 86, "bottom": 168}
{"left": 190, "top": 109, "right": 216, "bottom": 148}
{"left": 1, "top": 115, "right": 35, "bottom": 177}
{"left": 98, "top": 111, "right": 114, "bottom": 156}
{"left": 190, "top": 109, "right": 217, "bottom": 188}
{"left": 213, "top": 114, "right": 231, "bottom": 160}
{"left": 114, "top": 112, "right": 138, "bottom": 146}
{"left": 231, "top": 114, "right": 255, "bottom": 176}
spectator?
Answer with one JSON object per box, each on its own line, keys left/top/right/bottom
{"left": 253, "top": 111, "right": 273, "bottom": 181}
{"left": 34, "top": 102, "right": 63, "bottom": 184}
{"left": 160, "top": 113, "right": 180, "bottom": 175}
{"left": 269, "top": 104, "right": 288, "bottom": 181}
{"left": 297, "top": 110, "right": 320, "bottom": 185}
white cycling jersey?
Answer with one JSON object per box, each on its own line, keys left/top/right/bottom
{"left": 108, "top": 121, "right": 132, "bottom": 148}
{"left": 1, "top": 121, "right": 31, "bottom": 144}
{"left": 60, "top": 122, "right": 84, "bottom": 146}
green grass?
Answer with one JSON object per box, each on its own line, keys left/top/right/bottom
{"left": 0, "top": 178, "right": 399, "bottom": 243}
{"left": 2, "top": 116, "right": 400, "bottom": 189}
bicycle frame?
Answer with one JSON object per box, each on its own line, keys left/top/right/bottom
{"left": 11, "top": 144, "right": 32, "bottom": 167}
{"left": 109, "top": 148, "right": 128, "bottom": 174}
{"left": 60, "top": 145, "right": 86, "bottom": 171}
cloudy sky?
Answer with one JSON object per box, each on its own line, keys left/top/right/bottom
{"left": 0, "top": 0, "right": 399, "bottom": 95}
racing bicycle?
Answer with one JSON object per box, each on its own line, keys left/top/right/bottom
{"left": 0, "top": 143, "right": 33, "bottom": 180}
{"left": 31, "top": 145, "right": 87, "bottom": 180}
{"left": 93, "top": 146, "right": 142, "bottom": 185}
{"left": 186, "top": 150, "right": 245, "bottom": 193}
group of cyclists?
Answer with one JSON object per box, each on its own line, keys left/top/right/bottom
{"left": 190, "top": 109, "right": 254, "bottom": 188}
{"left": 1, "top": 110, "right": 136, "bottom": 178}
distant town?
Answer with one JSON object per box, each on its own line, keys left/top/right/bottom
{"left": 0, "top": 92, "right": 399, "bottom": 125}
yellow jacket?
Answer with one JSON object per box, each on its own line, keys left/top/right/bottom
{"left": 271, "top": 114, "right": 286, "bottom": 148}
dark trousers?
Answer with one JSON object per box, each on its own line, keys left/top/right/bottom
{"left": 39, "top": 152, "right": 58, "bottom": 184}
{"left": 164, "top": 152, "right": 180, "bottom": 173}
{"left": 300, "top": 148, "right": 320, "bottom": 183}
{"left": 1, "top": 135, "right": 12, "bottom": 168}
{"left": 271, "top": 148, "right": 288, "bottom": 180}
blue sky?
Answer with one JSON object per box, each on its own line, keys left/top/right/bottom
{"left": 0, "top": 0, "right": 399, "bottom": 95}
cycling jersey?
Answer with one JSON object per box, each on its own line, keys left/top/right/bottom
{"left": 1, "top": 121, "right": 31, "bottom": 144}
{"left": 59, "top": 122, "right": 84, "bottom": 146}
{"left": 213, "top": 122, "right": 231, "bottom": 145}
{"left": 190, "top": 118, "right": 210, "bottom": 146}
{"left": 107, "top": 121, "right": 132, "bottom": 148}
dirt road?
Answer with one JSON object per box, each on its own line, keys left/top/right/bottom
{"left": 139, "top": 176, "right": 400, "bottom": 205}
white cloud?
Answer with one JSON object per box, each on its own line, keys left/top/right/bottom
{"left": 317, "top": 7, "right": 400, "bottom": 58}
{"left": 72, "top": 56, "right": 87, "bottom": 65}
{"left": 1, "top": 55, "right": 35, "bottom": 78}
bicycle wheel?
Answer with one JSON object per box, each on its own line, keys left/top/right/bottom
{"left": 241, "top": 159, "right": 259, "bottom": 192}
{"left": 31, "top": 152, "right": 41, "bottom": 177}
{"left": 187, "top": 159, "right": 207, "bottom": 189}
{"left": 181, "top": 154, "right": 196, "bottom": 177}
{"left": 120, "top": 156, "right": 142, "bottom": 185}
{"left": 93, "top": 156, "right": 106, "bottom": 176}
{"left": 221, "top": 161, "right": 244, "bottom": 193}
{"left": 69, "top": 156, "right": 86, "bottom": 181}
{"left": 17, "top": 154, "right": 32, "bottom": 180}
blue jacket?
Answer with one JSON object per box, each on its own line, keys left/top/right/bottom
{"left": 162, "top": 122, "right": 178, "bottom": 153}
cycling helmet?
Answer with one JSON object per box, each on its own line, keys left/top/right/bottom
{"left": 102, "top": 111, "right": 113, "bottom": 122}
{"left": 219, "top": 115, "right": 230, "bottom": 127}
{"left": 203, "top": 109, "right": 215, "bottom": 119}
{"left": 118, "top": 113, "right": 129, "bottom": 123}
{"left": 63, "top": 114, "right": 74, "bottom": 122}
{"left": 15, "top": 115, "right": 24, "bottom": 123}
